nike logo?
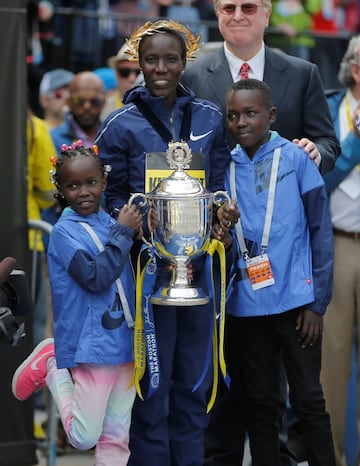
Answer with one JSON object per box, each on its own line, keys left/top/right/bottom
{"left": 31, "top": 351, "right": 54, "bottom": 371}
{"left": 102, "top": 293, "right": 126, "bottom": 330}
{"left": 189, "top": 130, "right": 213, "bottom": 141}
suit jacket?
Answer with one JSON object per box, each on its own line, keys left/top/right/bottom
{"left": 182, "top": 44, "right": 340, "bottom": 174}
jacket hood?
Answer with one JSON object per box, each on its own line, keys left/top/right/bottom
{"left": 232, "top": 131, "right": 289, "bottom": 163}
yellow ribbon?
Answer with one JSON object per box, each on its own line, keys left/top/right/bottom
{"left": 133, "top": 250, "right": 152, "bottom": 400}
{"left": 133, "top": 237, "right": 227, "bottom": 411}
{"left": 203, "top": 238, "right": 227, "bottom": 412}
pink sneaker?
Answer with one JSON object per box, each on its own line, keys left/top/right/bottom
{"left": 12, "top": 338, "right": 55, "bottom": 401}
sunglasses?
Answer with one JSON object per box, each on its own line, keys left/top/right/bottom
{"left": 116, "top": 68, "right": 141, "bottom": 78}
{"left": 48, "top": 89, "right": 68, "bottom": 99}
{"left": 219, "top": 2, "right": 263, "bottom": 15}
{"left": 70, "top": 96, "right": 104, "bottom": 108}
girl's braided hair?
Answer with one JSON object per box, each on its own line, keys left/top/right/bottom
{"left": 50, "top": 139, "right": 110, "bottom": 209}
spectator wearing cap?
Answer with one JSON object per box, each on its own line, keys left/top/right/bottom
{"left": 104, "top": 43, "right": 142, "bottom": 117}
{"left": 39, "top": 68, "right": 74, "bottom": 129}
{"left": 93, "top": 67, "right": 118, "bottom": 120}
{"left": 41, "top": 71, "right": 106, "bottom": 229}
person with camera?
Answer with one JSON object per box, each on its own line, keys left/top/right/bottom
{"left": 0, "top": 257, "right": 26, "bottom": 347}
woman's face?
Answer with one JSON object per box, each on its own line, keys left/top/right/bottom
{"left": 139, "top": 32, "right": 186, "bottom": 108}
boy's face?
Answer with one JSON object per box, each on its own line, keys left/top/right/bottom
{"left": 226, "top": 88, "right": 276, "bottom": 158}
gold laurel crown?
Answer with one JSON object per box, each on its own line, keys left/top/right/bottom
{"left": 125, "top": 20, "right": 202, "bottom": 62}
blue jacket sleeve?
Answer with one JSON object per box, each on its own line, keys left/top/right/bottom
{"left": 207, "top": 121, "right": 231, "bottom": 193}
{"left": 68, "top": 223, "right": 134, "bottom": 293}
{"left": 95, "top": 118, "right": 131, "bottom": 215}
{"left": 302, "top": 186, "right": 334, "bottom": 314}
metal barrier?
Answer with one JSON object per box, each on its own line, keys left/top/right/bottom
{"left": 28, "top": 219, "right": 57, "bottom": 466}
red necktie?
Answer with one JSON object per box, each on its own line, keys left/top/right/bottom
{"left": 240, "top": 62, "right": 250, "bottom": 79}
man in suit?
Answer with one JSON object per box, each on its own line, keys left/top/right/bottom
{"left": 182, "top": 1, "right": 340, "bottom": 464}
{"left": 182, "top": 0, "right": 339, "bottom": 175}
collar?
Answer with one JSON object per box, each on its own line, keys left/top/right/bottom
{"left": 223, "top": 42, "right": 265, "bottom": 82}
{"left": 69, "top": 114, "right": 97, "bottom": 148}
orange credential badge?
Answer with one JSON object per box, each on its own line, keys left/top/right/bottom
{"left": 246, "top": 253, "right": 275, "bottom": 291}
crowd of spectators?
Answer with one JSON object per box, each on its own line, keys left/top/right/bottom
{"left": 28, "top": 0, "right": 360, "bottom": 99}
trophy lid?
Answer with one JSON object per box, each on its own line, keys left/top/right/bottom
{"left": 149, "top": 141, "right": 210, "bottom": 199}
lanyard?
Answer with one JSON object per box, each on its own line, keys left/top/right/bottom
{"left": 230, "top": 148, "right": 281, "bottom": 258}
{"left": 79, "top": 221, "right": 134, "bottom": 328}
{"left": 345, "top": 91, "right": 353, "bottom": 131}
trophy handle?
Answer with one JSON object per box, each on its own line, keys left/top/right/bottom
{"left": 213, "top": 190, "right": 231, "bottom": 206}
{"left": 128, "top": 193, "right": 147, "bottom": 208}
{"left": 128, "top": 193, "right": 152, "bottom": 246}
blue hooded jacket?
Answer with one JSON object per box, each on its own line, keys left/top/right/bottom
{"left": 48, "top": 208, "right": 135, "bottom": 368}
{"left": 225, "top": 133, "right": 333, "bottom": 317}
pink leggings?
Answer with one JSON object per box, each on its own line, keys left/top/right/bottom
{"left": 46, "top": 362, "right": 135, "bottom": 466}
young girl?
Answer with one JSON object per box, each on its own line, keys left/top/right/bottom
{"left": 12, "top": 140, "right": 143, "bottom": 466}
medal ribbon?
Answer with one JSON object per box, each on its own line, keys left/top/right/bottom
{"left": 191, "top": 238, "right": 227, "bottom": 412}
{"left": 134, "top": 237, "right": 226, "bottom": 410}
{"left": 134, "top": 244, "right": 158, "bottom": 399}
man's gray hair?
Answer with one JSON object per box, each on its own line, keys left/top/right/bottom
{"left": 338, "top": 35, "right": 360, "bottom": 88}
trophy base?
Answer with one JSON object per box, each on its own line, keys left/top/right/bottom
{"left": 151, "top": 286, "right": 210, "bottom": 306}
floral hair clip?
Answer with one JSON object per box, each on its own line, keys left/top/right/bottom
{"left": 60, "top": 139, "right": 85, "bottom": 152}
{"left": 50, "top": 156, "right": 58, "bottom": 167}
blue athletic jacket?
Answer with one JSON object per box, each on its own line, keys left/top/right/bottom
{"left": 47, "top": 208, "right": 135, "bottom": 369}
{"left": 94, "top": 83, "right": 231, "bottom": 214}
{"left": 225, "top": 133, "right": 334, "bottom": 317}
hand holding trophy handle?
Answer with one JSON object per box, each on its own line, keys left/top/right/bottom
{"left": 214, "top": 192, "right": 239, "bottom": 230}
{"left": 128, "top": 193, "right": 152, "bottom": 246}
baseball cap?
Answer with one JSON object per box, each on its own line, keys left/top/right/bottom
{"left": 93, "top": 67, "right": 117, "bottom": 92}
{"left": 107, "top": 43, "right": 133, "bottom": 68}
{"left": 39, "top": 69, "right": 74, "bottom": 96}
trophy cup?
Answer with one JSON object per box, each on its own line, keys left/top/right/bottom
{"left": 129, "top": 141, "right": 230, "bottom": 306}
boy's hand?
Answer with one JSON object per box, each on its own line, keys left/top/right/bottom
{"left": 295, "top": 309, "right": 323, "bottom": 348}
{"left": 117, "top": 204, "right": 143, "bottom": 236}
{"left": 216, "top": 200, "right": 239, "bottom": 231}
{"left": 211, "top": 224, "right": 232, "bottom": 249}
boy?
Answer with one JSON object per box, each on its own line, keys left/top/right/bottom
{"left": 224, "top": 79, "right": 336, "bottom": 466}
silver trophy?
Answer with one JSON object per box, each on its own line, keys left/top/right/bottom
{"left": 129, "top": 141, "right": 230, "bottom": 306}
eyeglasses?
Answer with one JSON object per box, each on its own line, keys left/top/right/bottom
{"left": 219, "top": 2, "right": 263, "bottom": 15}
{"left": 47, "top": 89, "right": 68, "bottom": 99}
{"left": 70, "top": 96, "right": 104, "bottom": 108}
{"left": 116, "top": 68, "right": 141, "bottom": 78}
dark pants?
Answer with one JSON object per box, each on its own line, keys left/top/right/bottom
{"left": 204, "top": 322, "right": 297, "bottom": 466}
{"left": 128, "top": 304, "right": 213, "bottom": 466}
{"left": 226, "top": 310, "right": 336, "bottom": 466}
{"left": 204, "top": 369, "right": 245, "bottom": 466}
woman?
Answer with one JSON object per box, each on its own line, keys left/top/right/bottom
{"left": 95, "top": 20, "right": 237, "bottom": 466}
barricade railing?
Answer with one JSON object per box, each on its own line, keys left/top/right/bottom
{"left": 28, "top": 219, "right": 57, "bottom": 466}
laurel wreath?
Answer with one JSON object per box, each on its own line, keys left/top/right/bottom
{"left": 125, "top": 20, "right": 202, "bottom": 62}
